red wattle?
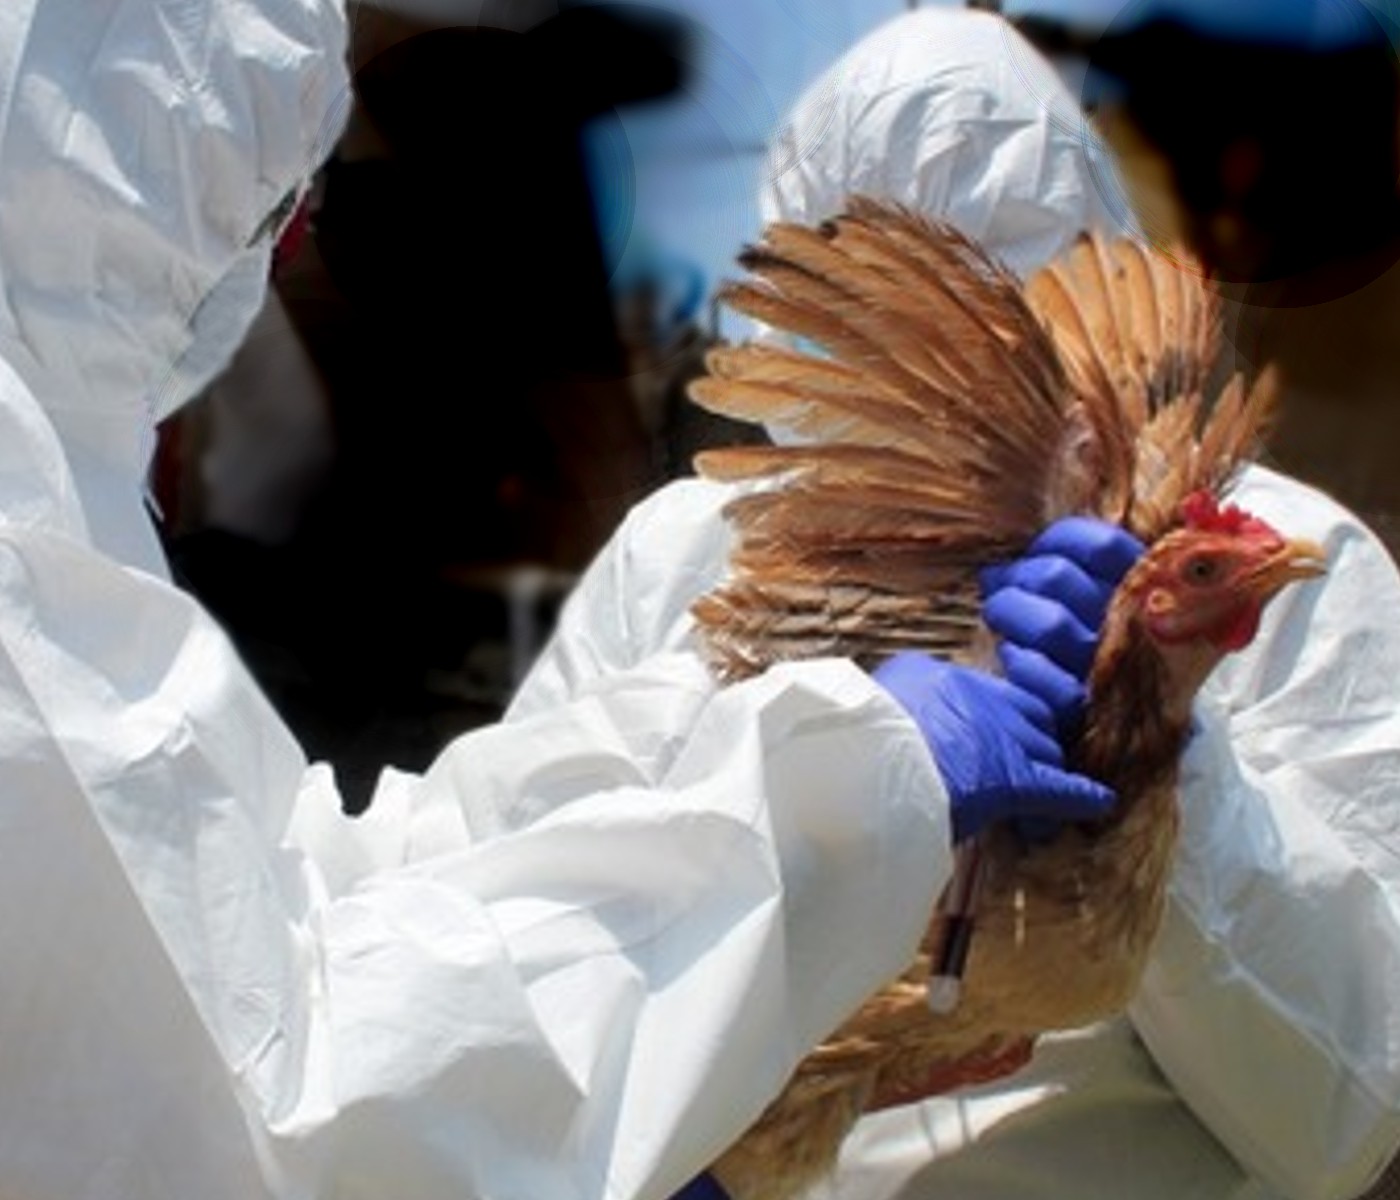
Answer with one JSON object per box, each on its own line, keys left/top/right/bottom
{"left": 1217, "top": 606, "right": 1262, "bottom": 651}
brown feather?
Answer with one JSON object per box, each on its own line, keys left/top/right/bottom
{"left": 835, "top": 200, "right": 1065, "bottom": 402}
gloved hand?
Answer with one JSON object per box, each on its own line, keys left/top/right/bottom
{"left": 873, "top": 652, "right": 1116, "bottom": 843}
{"left": 979, "top": 517, "right": 1145, "bottom": 736}
{"left": 670, "top": 1174, "right": 730, "bottom": 1200}
{"left": 978, "top": 517, "right": 1143, "bottom": 843}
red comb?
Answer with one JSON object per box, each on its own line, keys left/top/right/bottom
{"left": 1181, "top": 490, "right": 1276, "bottom": 538}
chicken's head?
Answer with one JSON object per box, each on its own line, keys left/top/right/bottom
{"left": 1113, "top": 491, "right": 1326, "bottom": 697}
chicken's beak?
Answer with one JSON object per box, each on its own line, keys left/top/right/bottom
{"left": 1249, "top": 538, "right": 1328, "bottom": 598}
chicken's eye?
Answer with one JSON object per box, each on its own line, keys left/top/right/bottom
{"left": 1182, "top": 556, "right": 1219, "bottom": 584}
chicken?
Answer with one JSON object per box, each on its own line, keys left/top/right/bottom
{"left": 683, "top": 198, "right": 1326, "bottom": 1200}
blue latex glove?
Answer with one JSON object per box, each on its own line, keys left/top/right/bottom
{"left": 979, "top": 517, "right": 1145, "bottom": 736}
{"left": 670, "top": 1174, "right": 730, "bottom": 1200}
{"left": 978, "top": 517, "right": 1144, "bottom": 842}
{"left": 873, "top": 652, "right": 1116, "bottom": 843}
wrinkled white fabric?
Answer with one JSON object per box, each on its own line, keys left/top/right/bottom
{"left": 0, "top": 2, "right": 956, "bottom": 1198}
{"left": 758, "top": 9, "right": 1136, "bottom": 282}
{"left": 0, "top": 0, "right": 347, "bottom": 576}
{"left": 512, "top": 469, "right": 1400, "bottom": 1200}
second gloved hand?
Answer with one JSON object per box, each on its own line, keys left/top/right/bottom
{"left": 980, "top": 516, "right": 1146, "bottom": 735}
{"left": 873, "top": 651, "right": 1115, "bottom": 843}
{"left": 977, "top": 517, "right": 1143, "bottom": 841}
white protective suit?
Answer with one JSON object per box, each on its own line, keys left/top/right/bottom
{"left": 758, "top": 8, "right": 1134, "bottom": 278}
{"left": 0, "top": 3, "right": 958, "bottom": 1198}
{"left": 509, "top": 11, "right": 1400, "bottom": 1200}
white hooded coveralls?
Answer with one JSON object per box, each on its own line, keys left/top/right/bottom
{"left": 511, "top": 11, "right": 1400, "bottom": 1200}
{"left": 0, "top": 3, "right": 954, "bottom": 1198}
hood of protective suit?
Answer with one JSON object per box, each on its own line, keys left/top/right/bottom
{"left": 762, "top": 8, "right": 1137, "bottom": 279}
{"left": 0, "top": 0, "right": 350, "bottom": 487}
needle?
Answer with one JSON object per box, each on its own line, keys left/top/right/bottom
{"left": 927, "top": 837, "right": 985, "bottom": 1014}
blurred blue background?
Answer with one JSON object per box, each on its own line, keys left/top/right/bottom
{"left": 577, "top": 0, "right": 926, "bottom": 337}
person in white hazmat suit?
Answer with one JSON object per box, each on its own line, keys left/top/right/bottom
{"left": 0, "top": 3, "right": 1130, "bottom": 1199}
{"left": 508, "top": 7, "right": 1400, "bottom": 1200}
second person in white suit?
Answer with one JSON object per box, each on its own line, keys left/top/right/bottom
{"left": 509, "top": 7, "right": 1400, "bottom": 1198}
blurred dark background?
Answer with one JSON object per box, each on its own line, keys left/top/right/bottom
{"left": 152, "top": 0, "right": 909, "bottom": 809}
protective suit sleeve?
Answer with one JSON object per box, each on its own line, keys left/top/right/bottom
{"left": 507, "top": 476, "right": 742, "bottom": 719}
{"left": 0, "top": 506, "right": 950, "bottom": 1200}
{"left": 1128, "top": 468, "right": 1400, "bottom": 1200}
